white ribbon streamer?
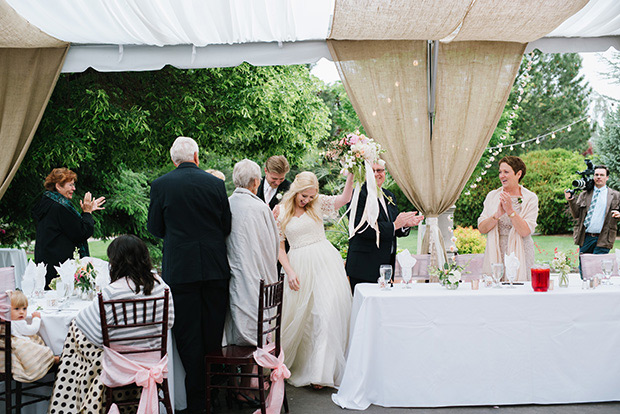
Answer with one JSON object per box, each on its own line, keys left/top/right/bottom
{"left": 348, "top": 160, "right": 381, "bottom": 247}
{"left": 426, "top": 217, "right": 446, "bottom": 268}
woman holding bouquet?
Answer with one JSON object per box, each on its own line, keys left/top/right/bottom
{"left": 277, "top": 171, "right": 354, "bottom": 389}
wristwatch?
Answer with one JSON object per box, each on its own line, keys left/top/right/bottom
{"left": 509, "top": 211, "right": 516, "bottom": 218}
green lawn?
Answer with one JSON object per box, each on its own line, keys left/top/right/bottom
{"left": 397, "top": 229, "right": 620, "bottom": 264}
{"left": 26, "top": 232, "right": 620, "bottom": 265}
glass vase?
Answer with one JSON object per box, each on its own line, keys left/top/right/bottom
{"left": 445, "top": 282, "right": 459, "bottom": 290}
{"left": 559, "top": 272, "right": 569, "bottom": 288}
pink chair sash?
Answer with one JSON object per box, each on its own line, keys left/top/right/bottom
{"left": 100, "top": 346, "right": 168, "bottom": 414}
{"left": 0, "top": 292, "right": 9, "bottom": 321}
{"left": 252, "top": 343, "right": 290, "bottom": 414}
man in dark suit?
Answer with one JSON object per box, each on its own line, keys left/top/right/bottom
{"left": 346, "top": 161, "right": 423, "bottom": 293}
{"left": 256, "top": 155, "right": 291, "bottom": 210}
{"left": 148, "top": 136, "right": 231, "bottom": 414}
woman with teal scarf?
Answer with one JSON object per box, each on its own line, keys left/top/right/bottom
{"left": 32, "top": 168, "right": 105, "bottom": 288}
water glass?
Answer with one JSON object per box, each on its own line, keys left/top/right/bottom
{"left": 601, "top": 260, "right": 613, "bottom": 285}
{"left": 401, "top": 267, "right": 413, "bottom": 288}
{"left": 379, "top": 265, "right": 393, "bottom": 291}
{"left": 491, "top": 263, "right": 504, "bottom": 288}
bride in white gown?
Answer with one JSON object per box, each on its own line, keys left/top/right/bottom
{"left": 277, "top": 171, "right": 354, "bottom": 388}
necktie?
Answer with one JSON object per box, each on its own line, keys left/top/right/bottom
{"left": 583, "top": 189, "right": 600, "bottom": 229}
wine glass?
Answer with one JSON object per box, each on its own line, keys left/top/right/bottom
{"left": 401, "top": 267, "right": 412, "bottom": 289}
{"left": 491, "top": 263, "right": 504, "bottom": 288}
{"left": 21, "top": 278, "right": 35, "bottom": 299}
{"left": 379, "top": 265, "right": 393, "bottom": 291}
{"left": 601, "top": 259, "right": 614, "bottom": 285}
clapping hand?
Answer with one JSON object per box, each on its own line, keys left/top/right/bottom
{"left": 394, "top": 212, "right": 417, "bottom": 230}
{"left": 405, "top": 212, "right": 424, "bottom": 227}
{"left": 80, "top": 192, "right": 106, "bottom": 213}
{"left": 499, "top": 191, "right": 513, "bottom": 216}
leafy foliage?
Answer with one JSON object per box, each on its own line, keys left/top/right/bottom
{"left": 0, "top": 64, "right": 331, "bottom": 250}
{"left": 594, "top": 108, "right": 620, "bottom": 190}
{"left": 453, "top": 226, "right": 486, "bottom": 254}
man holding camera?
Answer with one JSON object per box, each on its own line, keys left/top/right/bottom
{"left": 565, "top": 165, "right": 620, "bottom": 273}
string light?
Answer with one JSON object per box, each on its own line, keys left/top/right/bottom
{"left": 462, "top": 115, "right": 588, "bottom": 197}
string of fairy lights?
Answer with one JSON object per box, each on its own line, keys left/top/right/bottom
{"left": 462, "top": 54, "right": 592, "bottom": 197}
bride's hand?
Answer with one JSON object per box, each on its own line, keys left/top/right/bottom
{"left": 272, "top": 205, "right": 281, "bottom": 220}
{"left": 288, "top": 273, "right": 300, "bottom": 291}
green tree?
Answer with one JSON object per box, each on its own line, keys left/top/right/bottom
{"left": 0, "top": 64, "right": 331, "bottom": 248}
{"left": 594, "top": 108, "right": 620, "bottom": 190}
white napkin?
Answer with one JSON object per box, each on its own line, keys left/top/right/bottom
{"left": 84, "top": 257, "right": 110, "bottom": 288}
{"left": 504, "top": 252, "right": 520, "bottom": 281}
{"left": 397, "top": 249, "right": 417, "bottom": 280}
{"left": 34, "top": 262, "right": 46, "bottom": 291}
{"left": 54, "top": 258, "right": 77, "bottom": 286}
{"left": 22, "top": 260, "right": 38, "bottom": 294}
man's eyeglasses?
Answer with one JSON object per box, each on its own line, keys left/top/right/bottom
{"left": 373, "top": 168, "right": 385, "bottom": 174}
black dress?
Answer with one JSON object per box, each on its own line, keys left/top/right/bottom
{"left": 32, "top": 195, "right": 94, "bottom": 286}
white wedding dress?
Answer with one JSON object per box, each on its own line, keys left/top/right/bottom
{"left": 279, "top": 195, "right": 352, "bottom": 388}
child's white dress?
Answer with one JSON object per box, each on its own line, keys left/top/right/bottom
{"left": 1, "top": 317, "right": 55, "bottom": 382}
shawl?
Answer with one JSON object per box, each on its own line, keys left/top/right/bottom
{"left": 44, "top": 190, "right": 89, "bottom": 257}
{"left": 478, "top": 186, "right": 538, "bottom": 281}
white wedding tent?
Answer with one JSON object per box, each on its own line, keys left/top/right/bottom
{"left": 3, "top": 0, "right": 620, "bottom": 73}
{"left": 2, "top": 0, "right": 620, "bottom": 267}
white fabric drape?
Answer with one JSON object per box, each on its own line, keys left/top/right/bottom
{"left": 5, "top": 0, "right": 335, "bottom": 46}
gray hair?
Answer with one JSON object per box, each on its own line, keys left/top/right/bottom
{"left": 170, "top": 136, "right": 199, "bottom": 165}
{"left": 233, "top": 159, "right": 261, "bottom": 189}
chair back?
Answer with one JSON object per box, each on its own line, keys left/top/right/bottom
{"left": 98, "top": 289, "right": 170, "bottom": 358}
{"left": 256, "top": 275, "right": 284, "bottom": 355}
{"left": 0, "top": 267, "right": 15, "bottom": 295}
{"left": 455, "top": 254, "right": 485, "bottom": 281}
{"left": 411, "top": 254, "right": 431, "bottom": 280}
{"left": 580, "top": 253, "right": 618, "bottom": 279}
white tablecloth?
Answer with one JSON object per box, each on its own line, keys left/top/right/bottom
{"left": 0, "top": 248, "right": 28, "bottom": 288}
{"left": 332, "top": 277, "right": 620, "bottom": 409}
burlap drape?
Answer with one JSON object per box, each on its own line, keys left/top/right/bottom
{"left": 328, "top": 40, "right": 524, "bottom": 268}
{"left": 0, "top": 0, "right": 69, "bottom": 200}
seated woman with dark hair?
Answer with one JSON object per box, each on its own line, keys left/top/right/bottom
{"left": 48, "top": 235, "right": 174, "bottom": 414}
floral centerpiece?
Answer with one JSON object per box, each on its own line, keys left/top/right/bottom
{"left": 430, "top": 258, "right": 465, "bottom": 290}
{"left": 326, "top": 132, "right": 386, "bottom": 246}
{"left": 73, "top": 249, "right": 97, "bottom": 294}
{"left": 551, "top": 248, "right": 573, "bottom": 288}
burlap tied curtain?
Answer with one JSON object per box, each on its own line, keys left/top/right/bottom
{"left": 0, "top": 0, "right": 69, "bottom": 200}
{"left": 328, "top": 0, "right": 588, "bottom": 269}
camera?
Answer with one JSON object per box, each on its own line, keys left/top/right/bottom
{"left": 566, "top": 159, "right": 595, "bottom": 197}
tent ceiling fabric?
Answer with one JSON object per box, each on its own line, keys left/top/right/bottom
{"left": 451, "top": 0, "right": 589, "bottom": 42}
{"left": 0, "top": 0, "right": 66, "bottom": 47}
{"left": 329, "top": 0, "right": 472, "bottom": 40}
{"left": 3, "top": 0, "right": 620, "bottom": 73}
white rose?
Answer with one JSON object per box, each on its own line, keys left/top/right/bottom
{"left": 448, "top": 270, "right": 461, "bottom": 284}
{"left": 276, "top": 193, "right": 283, "bottom": 200}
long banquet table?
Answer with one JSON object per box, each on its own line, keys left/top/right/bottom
{"left": 332, "top": 277, "right": 620, "bottom": 410}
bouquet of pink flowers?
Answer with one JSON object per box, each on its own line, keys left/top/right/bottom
{"left": 74, "top": 261, "right": 96, "bottom": 293}
{"left": 326, "top": 132, "right": 386, "bottom": 246}
{"left": 328, "top": 132, "right": 385, "bottom": 185}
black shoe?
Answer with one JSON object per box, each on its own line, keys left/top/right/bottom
{"left": 234, "top": 392, "right": 261, "bottom": 409}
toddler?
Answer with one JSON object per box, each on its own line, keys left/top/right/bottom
{"left": 7, "top": 290, "right": 57, "bottom": 382}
